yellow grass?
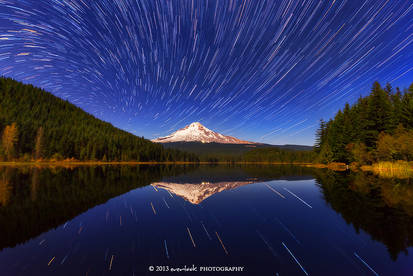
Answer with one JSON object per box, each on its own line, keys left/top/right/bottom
{"left": 361, "top": 161, "right": 413, "bottom": 178}
{"left": 304, "top": 162, "right": 348, "bottom": 171}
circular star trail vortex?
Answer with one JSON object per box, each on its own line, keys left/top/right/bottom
{"left": 0, "top": 0, "right": 412, "bottom": 145}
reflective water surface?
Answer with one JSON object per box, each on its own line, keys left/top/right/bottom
{"left": 0, "top": 165, "right": 412, "bottom": 275}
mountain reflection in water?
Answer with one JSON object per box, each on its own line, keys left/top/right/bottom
{"left": 153, "top": 181, "right": 255, "bottom": 204}
{"left": 0, "top": 165, "right": 412, "bottom": 275}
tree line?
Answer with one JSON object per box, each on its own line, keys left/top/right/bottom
{"left": 188, "top": 147, "right": 314, "bottom": 163}
{"left": 315, "top": 81, "right": 413, "bottom": 164}
{"left": 241, "top": 147, "right": 314, "bottom": 163}
{"left": 3, "top": 77, "right": 410, "bottom": 164}
{"left": 0, "top": 77, "right": 198, "bottom": 162}
{"left": 163, "top": 142, "right": 315, "bottom": 163}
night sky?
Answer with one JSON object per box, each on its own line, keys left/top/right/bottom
{"left": 0, "top": 1, "right": 412, "bottom": 145}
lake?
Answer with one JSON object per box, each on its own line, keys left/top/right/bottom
{"left": 0, "top": 165, "right": 412, "bottom": 275}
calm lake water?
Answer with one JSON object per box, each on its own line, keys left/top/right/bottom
{"left": 0, "top": 165, "right": 412, "bottom": 275}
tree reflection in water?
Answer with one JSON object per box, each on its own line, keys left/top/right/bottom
{"left": 314, "top": 169, "right": 413, "bottom": 260}
{"left": 0, "top": 165, "right": 198, "bottom": 250}
{"left": 0, "top": 164, "right": 412, "bottom": 264}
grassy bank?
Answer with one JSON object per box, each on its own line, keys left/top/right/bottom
{"left": 304, "top": 161, "right": 413, "bottom": 178}
{"left": 305, "top": 162, "right": 348, "bottom": 171}
{"left": 1, "top": 160, "right": 412, "bottom": 178}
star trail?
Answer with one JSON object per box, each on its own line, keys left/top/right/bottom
{"left": 0, "top": 0, "right": 412, "bottom": 145}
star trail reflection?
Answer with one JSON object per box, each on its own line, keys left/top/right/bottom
{"left": 0, "top": 165, "right": 412, "bottom": 275}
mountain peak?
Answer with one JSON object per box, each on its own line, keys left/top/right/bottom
{"left": 186, "top": 122, "right": 205, "bottom": 129}
{"left": 152, "top": 122, "right": 256, "bottom": 144}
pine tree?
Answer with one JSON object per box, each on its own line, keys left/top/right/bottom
{"left": 365, "top": 82, "right": 393, "bottom": 149}
{"left": 391, "top": 87, "right": 402, "bottom": 129}
{"left": 318, "top": 143, "right": 334, "bottom": 164}
{"left": 34, "top": 127, "right": 44, "bottom": 160}
{"left": 328, "top": 110, "right": 345, "bottom": 161}
{"left": 1, "top": 123, "right": 18, "bottom": 161}
{"left": 400, "top": 83, "right": 413, "bottom": 128}
{"left": 314, "top": 119, "right": 326, "bottom": 154}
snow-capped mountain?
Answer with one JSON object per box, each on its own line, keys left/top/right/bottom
{"left": 151, "top": 122, "right": 256, "bottom": 144}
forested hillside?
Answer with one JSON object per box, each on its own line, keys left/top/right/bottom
{"left": 162, "top": 142, "right": 313, "bottom": 162}
{"left": 3, "top": 77, "right": 410, "bottom": 165}
{"left": 242, "top": 147, "right": 315, "bottom": 163}
{"left": 315, "top": 81, "right": 413, "bottom": 164}
{"left": 0, "top": 77, "right": 198, "bottom": 162}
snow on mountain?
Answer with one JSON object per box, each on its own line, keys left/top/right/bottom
{"left": 151, "top": 122, "right": 256, "bottom": 144}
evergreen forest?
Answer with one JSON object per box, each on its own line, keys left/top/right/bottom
{"left": 0, "top": 77, "right": 198, "bottom": 162}
{"left": 315, "top": 81, "right": 413, "bottom": 164}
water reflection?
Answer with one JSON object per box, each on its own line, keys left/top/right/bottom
{"left": 314, "top": 169, "right": 413, "bottom": 260}
{"left": 0, "top": 165, "right": 411, "bottom": 275}
{"left": 153, "top": 181, "right": 255, "bottom": 205}
{"left": 0, "top": 165, "right": 197, "bottom": 250}
{"left": 152, "top": 165, "right": 314, "bottom": 205}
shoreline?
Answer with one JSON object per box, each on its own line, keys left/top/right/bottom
{"left": 0, "top": 161, "right": 411, "bottom": 174}
{"left": 0, "top": 161, "right": 314, "bottom": 166}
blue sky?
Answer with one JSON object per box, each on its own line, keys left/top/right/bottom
{"left": 0, "top": 0, "right": 412, "bottom": 145}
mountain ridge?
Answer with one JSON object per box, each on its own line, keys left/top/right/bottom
{"left": 152, "top": 122, "right": 256, "bottom": 144}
